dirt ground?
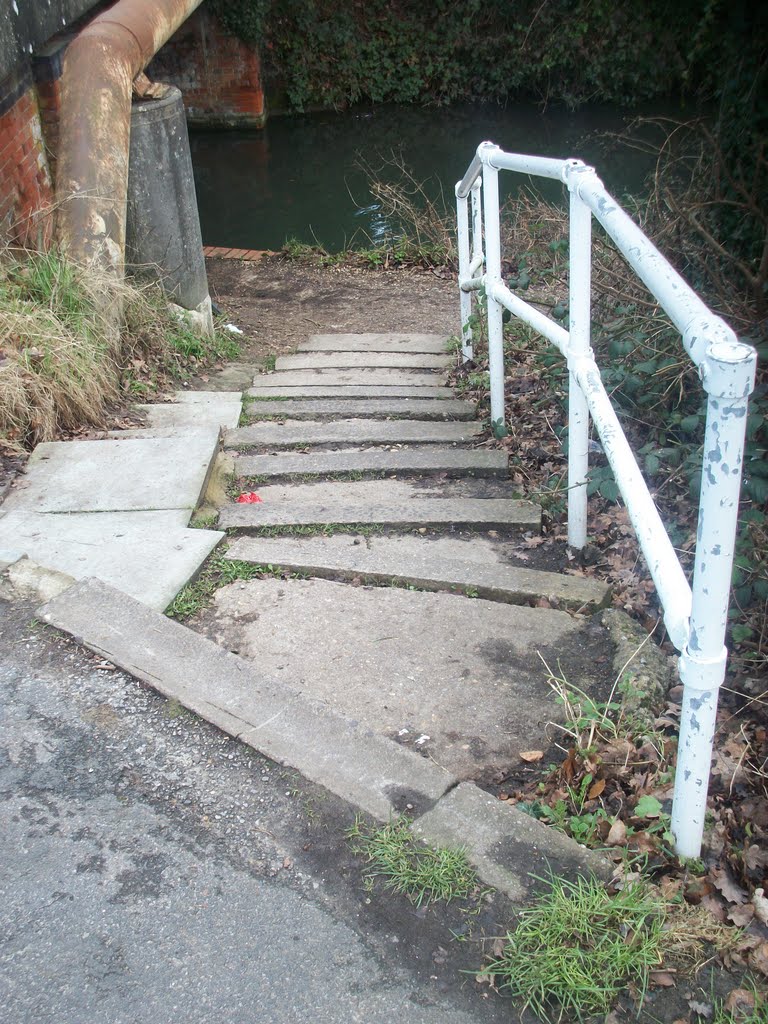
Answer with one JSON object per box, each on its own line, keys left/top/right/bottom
{"left": 206, "top": 255, "right": 460, "bottom": 361}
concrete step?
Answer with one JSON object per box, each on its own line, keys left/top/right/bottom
{"left": 234, "top": 447, "right": 509, "bottom": 479}
{"left": 224, "top": 419, "right": 483, "bottom": 449}
{"left": 124, "top": 392, "right": 241, "bottom": 434}
{"left": 299, "top": 333, "right": 449, "bottom": 353}
{"left": 218, "top": 497, "right": 540, "bottom": 531}
{"left": 275, "top": 352, "right": 451, "bottom": 371}
{"left": 166, "top": 574, "right": 607, "bottom": 780}
{"left": 240, "top": 478, "right": 515, "bottom": 503}
{"left": 245, "top": 399, "right": 475, "bottom": 421}
{"left": 2, "top": 432, "right": 219, "bottom": 514}
{"left": 251, "top": 369, "right": 449, "bottom": 388}
{"left": 225, "top": 534, "right": 611, "bottom": 611}
{"left": 247, "top": 384, "right": 455, "bottom": 400}
{"left": 0, "top": 510, "right": 222, "bottom": 611}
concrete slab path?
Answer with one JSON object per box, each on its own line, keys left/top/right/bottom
{"left": 38, "top": 578, "right": 611, "bottom": 903}
{"left": 245, "top": 398, "right": 476, "bottom": 420}
{"left": 224, "top": 419, "right": 483, "bottom": 448}
{"left": 0, "top": 510, "right": 222, "bottom": 610}
{"left": 234, "top": 447, "right": 509, "bottom": 478}
{"left": 3, "top": 433, "right": 218, "bottom": 514}
{"left": 299, "top": 332, "right": 450, "bottom": 352}
{"left": 0, "top": 391, "right": 238, "bottom": 608}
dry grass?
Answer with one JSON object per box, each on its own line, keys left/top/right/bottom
{"left": 0, "top": 247, "right": 238, "bottom": 454}
{"left": 1, "top": 249, "right": 121, "bottom": 450}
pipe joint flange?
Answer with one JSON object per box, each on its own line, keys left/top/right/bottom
{"left": 478, "top": 140, "right": 502, "bottom": 167}
{"left": 567, "top": 350, "right": 597, "bottom": 378}
{"left": 697, "top": 338, "right": 758, "bottom": 400}
{"left": 678, "top": 645, "right": 727, "bottom": 693}
{"left": 561, "top": 158, "right": 590, "bottom": 189}
{"left": 486, "top": 277, "right": 507, "bottom": 303}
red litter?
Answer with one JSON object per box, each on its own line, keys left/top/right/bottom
{"left": 236, "top": 492, "right": 263, "bottom": 504}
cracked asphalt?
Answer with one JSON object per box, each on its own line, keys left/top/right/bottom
{"left": 0, "top": 593, "right": 514, "bottom": 1024}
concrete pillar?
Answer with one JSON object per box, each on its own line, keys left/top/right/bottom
{"left": 126, "top": 85, "right": 213, "bottom": 335}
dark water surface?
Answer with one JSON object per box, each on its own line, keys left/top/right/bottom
{"left": 189, "top": 102, "right": 660, "bottom": 251}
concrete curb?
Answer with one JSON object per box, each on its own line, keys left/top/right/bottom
{"left": 601, "top": 608, "right": 675, "bottom": 732}
{"left": 413, "top": 783, "right": 612, "bottom": 901}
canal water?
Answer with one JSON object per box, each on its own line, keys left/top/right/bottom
{"left": 189, "top": 102, "right": 662, "bottom": 252}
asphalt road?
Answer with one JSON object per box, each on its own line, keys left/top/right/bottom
{"left": 0, "top": 592, "right": 512, "bottom": 1024}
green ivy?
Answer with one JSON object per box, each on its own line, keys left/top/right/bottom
{"left": 208, "top": 0, "right": 728, "bottom": 112}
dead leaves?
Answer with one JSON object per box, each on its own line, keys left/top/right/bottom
{"left": 519, "top": 750, "right": 544, "bottom": 763}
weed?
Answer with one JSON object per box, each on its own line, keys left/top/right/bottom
{"left": 165, "top": 551, "right": 300, "bottom": 620}
{"left": 346, "top": 816, "right": 481, "bottom": 907}
{"left": 244, "top": 523, "right": 382, "bottom": 539}
{"left": 166, "top": 320, "right": 239, "bottom": 364}
{"left": 189, "top": 511, "right": 219, "bottom": 530}
{"left": 484, "top": 873, "right": 667, "bottom": 1022}
{"left": 164, "top": 697, "right": 189, "bottom": 720}
{"left": 540, "top": 655, "right": 622, "bottom": 750}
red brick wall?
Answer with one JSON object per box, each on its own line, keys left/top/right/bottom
{"left": 33, "top": 38, "right": 69, "bottom": 181}
{"left": 0, "top": 69, "right": 55, "bottom": 248}
{"left": 147, "top": 9, "right": 265, "bottom": 128}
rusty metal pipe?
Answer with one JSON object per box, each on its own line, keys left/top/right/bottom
{"left": 55, "top": 0, "right": 204, "bottom": 268}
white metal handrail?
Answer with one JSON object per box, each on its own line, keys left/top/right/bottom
{"left": 456, "top": 141, "right": 757, "bottom": 859}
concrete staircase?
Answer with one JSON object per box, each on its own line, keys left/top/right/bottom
{"left": 220, "top": 332, "right": 608, "bottom": 613}
{"left": 4, "top": 330, "right": 616, "bottom": 902}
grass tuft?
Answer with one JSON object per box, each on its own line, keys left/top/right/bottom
{"left": 165, "top": 550, "right": 306, "bottom": 620}
{"left": 484, "top": 873, "right": 667, "bottom": 1022}
{"left": 0, "top": 246, "right": 240, "bottom": 453}
{"left": 346, "top": 815, "right": 481, "bottom": 907}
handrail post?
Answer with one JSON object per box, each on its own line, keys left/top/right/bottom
{"left": 480, "top": 145, "right": 505, "bottom": 433}
{"left": 566, "top": 167, "right": 592, "bottom": 550}
{"left": 672, "top": 339, "right": 756, "bottom": 858}
{"left": 456, "top": 182, "right": 473, "bottom": 360}
{"left": 471, "top": 180, "right": 483, "bottom": 276}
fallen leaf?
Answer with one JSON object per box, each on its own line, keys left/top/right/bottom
{"left": 688, "top": 998, "right": 713, "bottom": 1018}
{"left": 700, "top": 894, "right": 727, "bottom": 922}
{"left": 649, "top": 970, "right": 676, "bottom": 987}
{"left": 749, "top": 941, "right": 768, "bottom": 977}
{"left": 588, "top": 777, "right": 606, "bottom": 799}
{"left": 711, "top": 866, "right": 748, "bottom": 905}
{"left": 728, "top": 903, "right": 755, "bottom": 927}
{"left": 684, "top": 876, "right": 713, "bottom": 904}
{"left": 606, "top": 819, "right": 627, "bottom": 846}
{"left": 746, "top": 845, "right": 768, "bottom": 871}
{"left": 519, "top": 750, "right": 544, "bottom": 763}
{"left": 725, "top": 988, "right": 755, "bottom": 1014}
{"left": 754, "top": 887, "right": 768, "bottom": 926}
